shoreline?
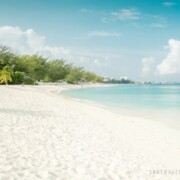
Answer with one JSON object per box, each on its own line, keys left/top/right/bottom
{"left": 60, "top": 84, "right": 180, "bottom": 131}
{"left": 0, "top": 85, "right": 180, "bottom": 179}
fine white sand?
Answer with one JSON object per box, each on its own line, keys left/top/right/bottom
{"left": 0, "top": 85, "right": 180, "bottom": 180}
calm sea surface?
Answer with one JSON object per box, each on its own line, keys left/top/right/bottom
{"left": 61, "top": 84, "right": 180, "bottom": 128}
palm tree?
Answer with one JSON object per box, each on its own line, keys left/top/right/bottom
{"left": 0, "top": 66, "right": 12, "bottom": 85}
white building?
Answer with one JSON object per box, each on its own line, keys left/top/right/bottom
{"left": 119, "top": 76, "right": 128, "bottom": 81}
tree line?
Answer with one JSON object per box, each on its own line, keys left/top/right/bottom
{"left": 0, "top": 45, "right": 103, "bottom": 85}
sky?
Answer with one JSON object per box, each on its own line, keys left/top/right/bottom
{"left": 0, "top": 0, "right": 180, "bottom": 82}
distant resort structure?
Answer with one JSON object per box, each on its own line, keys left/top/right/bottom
{"left": 103, "top": 76, "right": 134, "bottom": 84}
{"left": 103, "top": 76, "right": 180, "bottom": 85}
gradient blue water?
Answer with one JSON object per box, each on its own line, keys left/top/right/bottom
{"left": 62, "top": 84, "right": 180, "bottom": 111}
{"left": 61, "top": 84, "right": 180, "bottom": 129}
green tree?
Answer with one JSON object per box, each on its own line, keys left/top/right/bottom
{"left": 0, "top": 45, "right": 16, "bottom": 69}
{"left": 66, "top": 67, "right": 84, "bottom": 84}
{"left": 0, "top": 66, "right": 12, "bottom": 85}
{"left": 84, "top": 71, "right": 99, "bottom": 83}
{"left": 12, "top": 71, "right": 25, "bottom": 84}
{"left": 45, "top": 59, "right": 66, "bottom": 82}
{"left": 0, "top": 45, "right": 104, "bottom": 85}
{"left": 14, "top": 54, "right": 47, "bottom": 82}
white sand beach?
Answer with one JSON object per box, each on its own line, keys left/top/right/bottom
{"left": 0, "top": 85, "right": 180, "bottom": 180}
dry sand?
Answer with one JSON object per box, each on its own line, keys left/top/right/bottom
{"left": 0, "top": 85, "right": 180, "bottom": 180}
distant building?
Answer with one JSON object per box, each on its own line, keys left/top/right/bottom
{"left": 103, "top": 76, "right": 115, "bottom": 82}
{"left": 103, "top": 76, "right": 111, "bottom": 82}
{"left": 119, "top": 76, "right": 128, "bottom": 81}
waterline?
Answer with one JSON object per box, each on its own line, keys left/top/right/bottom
{"left": 61, "top": 84, "right": 180, "bottom": 130}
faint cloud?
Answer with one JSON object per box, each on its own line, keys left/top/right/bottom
{"left": 101, "top": 17, "right": 109, "bottom": 24}
{"left": 86, "top": 31, "right": 122, "bottom": 38}
{"left": 75, "top": 31, "right": 122, "bottom": 39}
{"left": 93, "top": 57, "right": 110, "bottom": 67}
{"left": 150, "top": 16, "right": 167, "bottom": 28}
{"left": 0, "top": 26, "right": 116, "bottom": 74}
{"left": 101, "top": 8, "right": 168, "bottom": 29}
{"left": 142, "top": 57, "right": 155, "bottom": 76}
{"left": 130, "top": 22, "right": 141, "bottom": 28}
{"left": 151, "top": 23, "right": 167, "bottom": 28}
{"left": 79, "top": 56, "right": 90, "bottom": 63}
{"left": 79, "top": 8, "right": 93, "bottom": 13}
{"left": 104, "top": 56, "right": 109, "bottom": 61}
{"left": 162, "top": 2, "right": 176, "bottom": 7}
{"left": 157, "top": 39, "right": 180, "bottom": 75}
{"left": 111, "top": 8, "right": 140, "bottom": 21}
{"left": 0, "top": 26, "right": 71, "bottom": 59}
{"left": 94, "top": 59, "right": 101, "bottom": 66}
{"left": 102, "top": 8, "right": 141, "bottom": 23}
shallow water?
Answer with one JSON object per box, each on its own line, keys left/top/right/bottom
{"left": 61, "top": 84, "right": 180, "bottom": 129}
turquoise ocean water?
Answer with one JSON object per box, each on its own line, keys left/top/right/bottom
{"left": 61, "top": 84, "right": 180, "bottom": 128}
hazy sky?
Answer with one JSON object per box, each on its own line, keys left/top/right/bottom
{"left": 0, "top": 0, "right": 180, "bottom": 81}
